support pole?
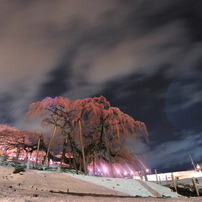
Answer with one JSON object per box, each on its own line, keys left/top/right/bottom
{"left": 35, "top": 136, "right": 41, "bottom": 168}
{"left": 79, "top": 120, "right": 87, "bottom": 174}
{"left": 189, "top": 155, "right": 196, "bottom": 170}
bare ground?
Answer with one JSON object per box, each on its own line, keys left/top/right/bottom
{"left": 0, "top": 166, "right": 201, "bottom": 202}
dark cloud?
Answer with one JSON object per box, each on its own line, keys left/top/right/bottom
{"left": 96, "top": 67, "right": 177, "bottom": 141}
{"left": 144, "top": 132, "right": 202, "bottom": 172}
{"left": 0, "top": 93, "right": 16, "bottom": 124}
{"left": 37, "top": 64, "right": 70, "bottom": 99}
{"left": 165, "top": 71, "right": 202, "bottom": 133}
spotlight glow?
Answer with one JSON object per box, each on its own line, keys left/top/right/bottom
{"left": 116, "top": 169, "right": 120, "bottom": 174}
{"left": 103, "top": 166, "right": 108, "bottom": 173}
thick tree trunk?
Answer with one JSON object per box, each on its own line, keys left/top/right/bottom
{"left": 68, "top": 143, "right": 73, "bottom": 169}
{"left": 23, "top": 151, "right": 28, "bottom": 166}
{"left": 27, "top": 152, "right": 32, "bottom": 169}
{"left": 93, "top": 151, "right": 95, "bottom": 175}
{"left": 44, "top": 125, "right": 57, "bottom": 165}
{"left": 68, "top": 133, "right": 78, "bottom": 173}
{"left": 61, "top": 135, "right": 68, "bottom": 165}
{"left": 15, "top": 147, "right": 20, "bottom": 162}
{"left": 14, "top": 147, "right": 21, "bottom": 167}
{"left": 79, "top": 158, "right": 82, "bottom": 171}
{"left": 79, "top": 120, "right": 87, "bottom": 174}
{"left": 103, "top": 125, "right": 114, "bottom": 177}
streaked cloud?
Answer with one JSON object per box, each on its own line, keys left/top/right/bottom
{"left": 144, "top": 132, "right": 202, "bottom": 170}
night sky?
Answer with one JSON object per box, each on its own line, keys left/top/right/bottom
{"left": 0, "top": 0, "right": 202, "bottom": 172}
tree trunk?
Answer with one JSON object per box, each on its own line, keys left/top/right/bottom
{"left": 23, "top": 151, "right": 28, "bottom": 166}
{"left": 26, "top": 152, "right": 30, "bottom": 169}
{"left": 68, "top": 139, "right": 72, "bottom": 168}
{"left": 14, "top": 147, "right": 21, "bottom": 167}
{"left": 61, "top": 134, "right": 68, "bottom": 165}
{"left": 79, "top": 120, "right": 87, "bottom": 174}
{"left": 103, "top": 125, "right": 114, "bottom": 177}
{"left": 44, "top": 125, "right": 57, "bottom": 165}
{"left": 15, "top": 147, "right": 20, "bottom": 162}
{"left": 39, "top": 149, "right": 43, "bottom": 169}
{"left": 93, "top": 151, "right": 95, "bottom": 175}
{"left": 68, "top": 132, "right": 78, "bottom": 173}
{"left": 79, "top": 158, "right": 82, "bottom": 171}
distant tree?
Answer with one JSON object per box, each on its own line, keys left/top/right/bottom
{"left": 0, "top": 125, "right": 45, "bottom": 166}
{"left": 0, "top": 124, "right": 20, "bottom": 150}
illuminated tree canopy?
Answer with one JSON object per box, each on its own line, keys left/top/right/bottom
{"left": 26, "top": 96, "right": 149, "bottom": 176}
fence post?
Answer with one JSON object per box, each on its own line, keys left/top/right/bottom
{"left": 192, "top": 177, "right": 200, "bottom": 196}
{"left": 158, "top": 176, "right": 162, "bottom": 185}
{"left": 171, "top": 173, "right": 177, "bottom": 192}
{"left": 165, "top": 175, "right": 168, "bottom": 186}
{"left": 155, "top": 169, "right": 159, "bottom": 184}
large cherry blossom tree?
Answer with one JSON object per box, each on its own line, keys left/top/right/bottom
{"left": 26, "top": 96, "right": 149, "bottom": 175}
